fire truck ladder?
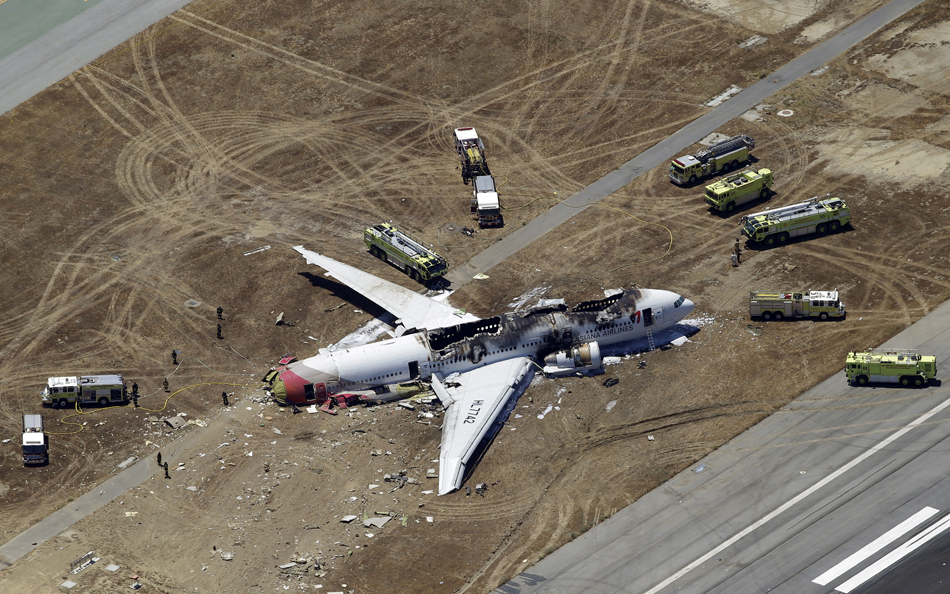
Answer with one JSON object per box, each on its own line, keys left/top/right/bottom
{"left": 693, "top": 135, "right": 753, "bottom": 164}
{"left": 645, "top": 326, "right": 656, "bottom": 352}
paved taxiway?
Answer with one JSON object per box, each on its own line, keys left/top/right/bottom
{"left": 495, "top": 300, "right": 950, "bottom": 594}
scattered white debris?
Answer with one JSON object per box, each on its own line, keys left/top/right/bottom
{"left": 246, "top": 451, "right": 253, "bottom": 457}
{"left": 695, "top": 464, "right": 706, "bottom": 473}
{"left": 706, "top": 85, "right": 741, "bottom": 107}
{"left": 273, "top": 427, "right": 283, "bottom": 435}
{"left": 398, "top": 402, "right": 416, "bottom": 411}
{"left": 508, "top": 285, "right": 550, "bottom": 310}
{"left": 670, "top": 335, "right": 691, "bottom": 347}
{"left": 473, "top": 273, "right": 489, "bottom": 280}
{"left": 1, "top": 439, "right": 10, "bottom": 444}
{"left": 186, "top": 486, "right": 198, "bottom": 492}
{"left": 340, "top": 516, "right": 358, "bottom": 523}
{"left": 681, "top": 316, "right": 716, "bottom": 328}
{"left": 220, "top": 552, "right": 234, "bottom": 561}
{"left": 537, "top": 404, "right": 554, "bottom": 420}
{"left": 363, "top": 517, "right": 391, "bottom": 529}
{"left": 329, "top": 318, "right": 393, "bottom": 351}
{"left": 811, "top": 65, "right": 829, "bottom": 76}
{"left": 606, "top": 400, "right": 617, "bottom": 412}
{"left": 421, "top": 490, "right": 434, "bottom": 495}
{"left": 306, "top": 405, "right": 318, "bottom": 414}
{"left": 648, "top": 435, "right": 655, "bottom": 441}
{"left": 105, "top": 564, "right": 120, "bottom": 572}
{"left": 117, "top": 457, "right": 136, "bottom": 469}
{"left": 426, "top": 517, "right": 434, "bottom": 523}
{"left": 243, "top": 245, "right": 271, "bottom": 256}
{"left": 738, "top": 35, "right": 767, "bottom": 48}
{"left": 603, "top": 356, "right": 622, "bottom": 365}
{"left": 777, "top": 109, "right": 794, "bottom": 117}
{"left": 279, "top": 562, "right": 297, "bottom": 570}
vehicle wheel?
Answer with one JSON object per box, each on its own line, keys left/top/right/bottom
{"left": 56, "top": 399, "right": 66, "bottom": 408}
{"left": 760, "top": 188, "right": 769, "bottom": 199}
{"left": 721, "top": 161, "right": 731, "bottom": 172}
{"left": 409, "top": 269, "right": 419, "bottom": 281}
{"left": 829, "top": 221, "right": 840, "bottom": 232}
{"left": 914, "top": 376, "right": 924, "bottom": 387}
{"left": 689, "top": 175, "right": 697, "bottom": 184}
{"left": 369, "top": 246, "right": 380, "bottom": 258}
{"left": 856, "top": 375, "right": 869, "bottom": 386}
{"left": 900, "top": 376, "right": 911, "bottom": 387}
{"left": 817, "top": 223, "right": 827, "bottom": 234}
{"left": 726, "top": 202, "right": 735, "bottom": 213}
{"left": 773, "top": 312, "right": 784, "bottom": 321}
{"left": 778, "top": 232, "right": 789, "bottom": 244}
{"left": 98, "top": 397, "right": 108, "bottom": 406}
{"left": 819, "top": 312, "right": 829, "bottom": 320}
{"left": 765, "top": 235, "right": 776, "bottom": 247}
{"left": 380, "top": 252, "right": 387, "bottom": 262}
{"left": 762, "top": 312, "right": 772, "bottom": 321}
{"left": 731, "top": 160, "right": 739, "bottom": 170}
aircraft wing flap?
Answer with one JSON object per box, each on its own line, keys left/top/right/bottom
{"left": 294, "top": 246, "right": 478, "bottom": 330}
{"left": 435, "top": 357, "right": 536, "bottom": 495}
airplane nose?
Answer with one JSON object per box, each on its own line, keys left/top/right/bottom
{"left": 678, "top": 298, "right": 695, "bottom": 320}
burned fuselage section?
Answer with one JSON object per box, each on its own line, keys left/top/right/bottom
{"left": 423, "top": 287, "right": 643, "bottom": 372}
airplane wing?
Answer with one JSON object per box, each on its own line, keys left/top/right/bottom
{"left": 431, "top": 357, "right": 536, "bottom": 495}
{"left": 294, "top": 246, "right": 479, "bottom": 331}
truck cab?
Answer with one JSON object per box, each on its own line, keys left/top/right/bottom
{"left": 471, "top": 175, "right": 503, "bottom": 227}
{"left": 22, "top": 414, "right": 48, "bottom": 465}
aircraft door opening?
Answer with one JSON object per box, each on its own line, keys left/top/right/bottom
{"left": 642, "top": 308, "right": 654, "bottom": 327}
{"left": 409, "top": 361, "right": 419, "bottom": 379}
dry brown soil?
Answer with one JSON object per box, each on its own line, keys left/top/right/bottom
{"left": 2, "top": 0, "right": 950, "bottom": 592}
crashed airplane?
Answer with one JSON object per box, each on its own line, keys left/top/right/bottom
{"left": 263, "top": 246, "right": 695, "bottom": 495}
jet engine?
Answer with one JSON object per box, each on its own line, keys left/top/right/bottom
{"left": 542, "top": 342, "right": 603, "bottom": 377}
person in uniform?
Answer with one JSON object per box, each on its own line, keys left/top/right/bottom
{"left": 217, "top": 306, "right": 224, "bottom": 320}
{"left": 222, "top": 391, "right": 229, "bottom": 406}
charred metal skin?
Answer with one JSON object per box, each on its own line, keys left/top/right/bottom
{"left": 266, "top": 287, "right": 694, "bottom": 405}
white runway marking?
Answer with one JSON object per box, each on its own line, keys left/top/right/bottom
{"left": 644, "top": 393, "right": 950, "bottom": 594}
{"left": 812, "top": 506, "right": 939, "bottom": 586}
{"left": 835, "top": 512, "right": 950, "bottom": 593}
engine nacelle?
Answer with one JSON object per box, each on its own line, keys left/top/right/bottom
{"left": 542, "top": 342, "right": 603, "bottom": 377}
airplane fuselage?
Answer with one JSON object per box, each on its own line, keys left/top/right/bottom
{"left": 270, "top": 288, "right": 694, "bottom": 404}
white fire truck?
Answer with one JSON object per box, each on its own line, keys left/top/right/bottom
{"left": 470, "top": 175, "right": 503, "bottom": 227}
{"left": 749, "top": 289, "right": 845, "bottom": 320}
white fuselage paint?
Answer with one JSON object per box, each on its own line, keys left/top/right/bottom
{"left": 286, "top": 289, "right": 694, "bottom": 393}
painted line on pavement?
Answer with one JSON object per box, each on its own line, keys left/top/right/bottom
{"left": 644, "top": 392, "right": 950, "bottom": 594}
{"left": 835, "top": 511, "right": 950, "bottom": 593}
{"left": 813, "top": 506, "right": 939, "bottom": 586}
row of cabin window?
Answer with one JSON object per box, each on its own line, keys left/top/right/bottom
{"left": 342, "top": 372, "right": 402, "bottom": 386}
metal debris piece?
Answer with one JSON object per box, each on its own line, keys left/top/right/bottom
{"left": 243, "top": 245, "right": 271, "bottom": 256}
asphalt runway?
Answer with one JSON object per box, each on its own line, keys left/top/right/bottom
{"left": 494, "top": 301, "right": 950, "bottom": 594}
{"left": 0, "top": 0, "right": 194, "bottom": 117}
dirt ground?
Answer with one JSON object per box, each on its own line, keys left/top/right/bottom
{"left": 3, "top": 0, "right": 950, "bottom": 592}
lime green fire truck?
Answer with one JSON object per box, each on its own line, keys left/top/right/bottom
{"left": 749, "top": 289, "right": 845, "bottom": 320}
{"left": 704, "top": 168, "right": 772, "bottom": 214}
{"left": 846, "top": 349, "right": 937, "bottom": 387}
{"left": 364, "top": 223, "right": 448, "bottom": 283}
{"left": 740, "top": 195, "right": 850, "bottom": 247}
{"left": 669, "top": 135, "right": 755, "bottom": 185}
